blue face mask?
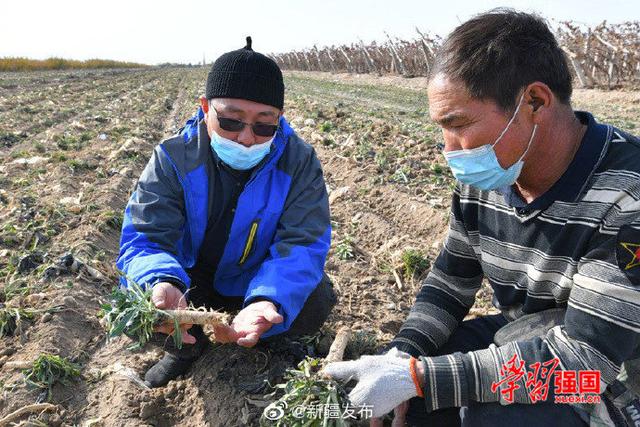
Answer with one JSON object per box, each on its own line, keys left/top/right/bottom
{"left": 443, "top": 92, "right": 538, "bottom": 191}
{"left": 210, "top": 130, "right": 274, "bottom": 170}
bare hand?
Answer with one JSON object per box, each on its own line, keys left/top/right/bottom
{"left": 151, "top": 282, "right": 196, "bottom": 344}
{"left": 213, "top": 300, "right": 283, "bottom": 347}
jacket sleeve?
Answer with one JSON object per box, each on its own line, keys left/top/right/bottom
{"left": 389, "top": 186, "right": 484, "bottom": 357}
{"left": 116, "top": 144, "right": 191, "bottom": 290}
{"left": 243, "top": 145, "right": 331, "bottom": 337}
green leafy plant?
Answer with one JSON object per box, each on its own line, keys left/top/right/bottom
{"left": 401, "top": 249, "right": 430, "bottom": 279}
{"left": 54, "top": 134, "right": 79, "bottom": 151}
{"left": 374, "top": 147, "right": 399, "bottom": 172}
{"left": 261, "top": 358, "right": 350, "bottom": 427}
{"left": 22, "top": 353, "right": 81, "bottom": 399}
{"left": 10, "top": 150, "right": 31, "bottom": 159}
{"left": 67, "top": 159, "right": 93, "bottom": 173}
{"left": 335, "top": 235, "right": 355, "bottom": 261}
{"left": 319, "top": 121, "right": 333, "bottom": 132}
{"left": 99, "top": 209, "right": 123, "bottom": 231}
{"left": 100, "top": 279, "right": 180, "bottom": 349}
{"left": 49, "top": 151, "right": 67, "bottom": 162}
{"left": 33, "top": 142, "right": 46, "bottom": 153}
{"left": 391, "top": 166, "right": 411, "bottom": 183}
{"left": 100, "top": 278, "right": 229, "bottom": 350}
{"left": 346, "top": 330, "right": 378, "bottom": 359}
{"left": 262, "top": 328, "right": 352, "bottom": 426}
{"left": 0, "top": 279, "right": 30, "bottom": 301}
{"left": 354, "top": 140, "right": 374, "bottom": 160}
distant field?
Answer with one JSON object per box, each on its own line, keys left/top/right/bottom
{"left": 0, "top": 57, "right": 148, "bottom": 72}
{"left": 0, "top": 68, "right": 639, "bottom": 425}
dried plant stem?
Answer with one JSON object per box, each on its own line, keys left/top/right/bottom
{"left": 0, "top": 403, "right": 57, "bottom": 426}
{"left": 3, "top": 360, "right": 32, "bottom": 370}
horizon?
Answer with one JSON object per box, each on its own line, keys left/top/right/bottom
{"left": 3, "top": 0, "right": 639, "bottom": 66}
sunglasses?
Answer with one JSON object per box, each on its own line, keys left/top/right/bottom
{"left": 212, "top": 107, "right": 279, "bottom": 137}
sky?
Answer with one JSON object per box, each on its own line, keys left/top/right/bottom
{"left": 2, "top": 0, "right": 639, "bottom": 65}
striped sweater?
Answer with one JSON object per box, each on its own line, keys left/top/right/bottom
{"left": 390, "top": 112, "right": 640, "bottom": 413}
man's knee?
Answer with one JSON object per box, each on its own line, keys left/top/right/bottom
{"left": 286, "top": 273, "right": 337, "bottom": 337}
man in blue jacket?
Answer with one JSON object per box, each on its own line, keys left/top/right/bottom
{"left": 116, "top": 37, "right": 335, "bottom": 387}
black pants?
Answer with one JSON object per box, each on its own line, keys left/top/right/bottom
{"left": 187, "top": 273, "right": 337, "bottom": 338}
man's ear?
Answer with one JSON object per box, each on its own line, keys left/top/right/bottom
{"left": 199, "top": 96, "right": 209, "bottom": 114}
{"left": 525, "top": 82, "right": 553, "bottom": 124}
{"left": 526, "top": 83, "right": 551, "bottom": 108}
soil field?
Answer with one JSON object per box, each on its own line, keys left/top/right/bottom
{"left": 1, "top": 67, "right": 639, "bottom": 426}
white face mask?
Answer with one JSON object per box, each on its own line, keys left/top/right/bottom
{"left": 210, "top": 130, "right": 274, "bottom": 170}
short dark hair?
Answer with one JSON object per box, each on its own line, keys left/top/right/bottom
{"left": 432, "top": 9, "right": 573, "bottom": 111}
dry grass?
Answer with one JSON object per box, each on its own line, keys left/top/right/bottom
{"left": 0, "top": 57, "right": 148, "bottom": 72}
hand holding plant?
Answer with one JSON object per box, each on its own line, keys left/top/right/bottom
{"left": 150, "top": 282, "right": 196, "bottom": 345}
{"left": 100, "top": 278, "right": 230, "bottom": 349}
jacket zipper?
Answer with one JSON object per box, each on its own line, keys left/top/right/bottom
{"left": 238, "top": 220, "right": 259, "bottom": 265}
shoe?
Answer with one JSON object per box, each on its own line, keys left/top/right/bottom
{"left": 144, "top": 326, "right": 208, "bottom": 388}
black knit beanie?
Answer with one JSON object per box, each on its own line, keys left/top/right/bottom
{"left": 206, "top": 37, "right": 284, "bottom": 110}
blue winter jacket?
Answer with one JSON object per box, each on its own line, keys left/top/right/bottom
{"left": 116, "top": 109, "right": 331, "bottom": 337}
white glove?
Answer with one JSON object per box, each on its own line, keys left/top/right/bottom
{"left": 322, "top": 347, "right": 418, "bottom": 418}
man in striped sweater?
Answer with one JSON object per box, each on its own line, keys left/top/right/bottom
{"left": 324, "top": 9, "right": 640, "bottom": 427}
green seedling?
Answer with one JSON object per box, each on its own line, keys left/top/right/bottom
{"left": 0, "top": 306, "right": 37, "bottom": 337}
{"left": 99, "top": 209, "right": 123, "bottom": 231}
{"left": 401, "top": 249, "right": 430, "bottom": 279}
{"left": 346, "top": 330, "right": 379, "bottom": 359}
{"left": 354, "top": 140, "right": 373, "bottom": 160}
{"left": 319, "top": 121, "right": 333, "bottom": 132}
{"left": 261, "top": 358, "right": 350, "bottom": 426}
{"left": 391, "top": 166, "right": 411, "bottom": 183}
{"left": 262, "top": 328, "right": 352, "bottom": 426}
{"left": 431, "top": 163, "right": 443, "bottom": 174}
{"left": 54, "top": 134, "right": 79, "bottom": 151}
{"left": 335, "top": 235, "right": 355, "bottom": 261}
{"left": 22, "top": 353, "right": 81, "bottom": 399}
